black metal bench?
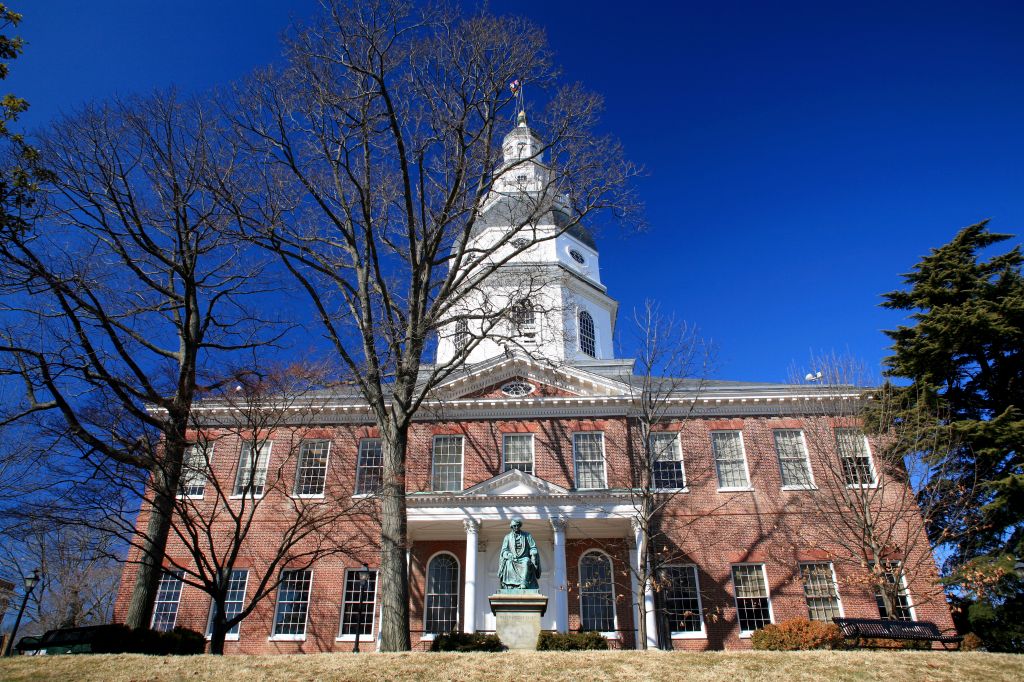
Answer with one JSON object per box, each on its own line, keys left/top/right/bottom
{"left": 833, "top": 617, "right": 963, "bottom": 650}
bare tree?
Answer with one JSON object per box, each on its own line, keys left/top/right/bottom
{"left": 0, "top": 92, "right": 280, "bottom": 629}
{"left": 223, "top": 1, "right": 638, "bottom": 650}
{"left": 789, "top": 354, "right": 973, "bottom": 623}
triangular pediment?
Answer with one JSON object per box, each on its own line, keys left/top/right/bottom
{"left": 431, "top": 353, "right": 631, "bottom": 402}
{"left": 460, "top": 469, "right": 569, "bottom": 497}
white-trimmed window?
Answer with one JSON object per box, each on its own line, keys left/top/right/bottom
{"left": 424, "top": 553, "right": 459, "bottom": 634}
{"left": 774, "top": 430, "right": 814, "bottom": 488}
{"left": 338, "top": 568, "right": 378, "bottom": 638}
{"left": 800, "top": 562, "right": 842, "bottom": 622}
{"left": 151, "top": 570, "right": 184, "bottom": 632}
{"left": 294, "top": 440, "right": 330, "bottom": 497}
{"left": 650, "top": 432, "right": 686, "bottom": 490}
{"left": 512, "top": 299, "right": 536, "bottom": 338}
{"left": 578, "top": 310, "right": 596, "bottom": 358}
{"left": 573, "top": 432, "right": 607, "bottom": 489}
{"left": 835, "top": 428, "right": 876, "bottom": 486}
{"left": 431, "top": 435, "right": 464, "bottom": 492}
{"left": 207, "top": 569, "right": 249, "bottom": 639}
{"left": 179, "top": 442, "right": 213, "bottom": 498}
{"left": 579, "top": 551, "right": 616, "bottom": 633}
{"left": 355, "top": 438, "right": 383, "bottom": 495}
{"left": 731, "top": 564, "right": 773, "bottom": 635}
{"left": 712, "top": 431, "right": 750, "bottom": 489}
{"left": 502, "top": 434, "right": 534, "bottom": 475}
{"left": 272, "top": 568, "right": 312, "bottom": 639}
{"left": 454, "top": 320, "right": 469, "bottom": 353}
{"left": 663, "top": 565, "right": 704, "bottom": 636}
{"left": 875, "top": 563, "right": 914, "bottom": 621}
{"left": 233, "top": 440, "right": 272, "bottom": 497}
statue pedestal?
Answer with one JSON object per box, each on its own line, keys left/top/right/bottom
{"left": 489, "top": 591, "right": 548, "bottom": 651}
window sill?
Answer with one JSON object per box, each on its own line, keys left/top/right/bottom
{"left": 574, "top": 486, "right": 610, "bottom": 492}
{"left": 230, "top": 494, "right": 265, "bottom": 501}
{"left": 845, "top": 483, "right": 878, "bottom": 490}
{"left": 205, "top": 634, "right": 239, "bottom": 641}
{"left": 600, "top": 632, "right": 620, "bottom": 640}
{"left": 419, "top": 633, "right": 438, "bottom": 641}
{"left": 717, "top": 486, "right": 754, "bottom": 493}
{"left": 291, "top": 494, "right": 326, "bottom": 500}
{"left": 336, "top": 634, "right": 374, "bottom": 642}
{"left": 781, "top": 485, "right": 818, "bottom": 491}
{"left": 176, "top": 494, "right": 205, "bottom": 500}
{"left": 268, "top": 634, "right": 306, "bottom": 642}
{"left": 652, "top": 487, "right": 689, "bottom": 494}
{"left": 738, "top": 631, "right": 756, "bottom": 639}
{"left": 351, "top": 493, "right": 375, "bottom": 499}
{"left": 671, "top": 631, "right": 707, "bottom": 640}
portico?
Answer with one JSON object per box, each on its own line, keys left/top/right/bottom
{"left": 407, "top": 469, "right": 658, "bottom": 646}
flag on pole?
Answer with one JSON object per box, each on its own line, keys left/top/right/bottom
{"left": 509, "top": 79, "right": 521, "bottom": 94}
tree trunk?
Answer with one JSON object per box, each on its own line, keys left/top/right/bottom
{"left": 379, "top": 431, "right": 411, "bottom": 651}
{"left": 123, "top": 451, "right": 181, "bottom": 630}
{"left": 209, "top": 611, "right": 227, "bottom": 655}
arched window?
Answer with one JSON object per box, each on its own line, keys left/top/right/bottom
{"left": 579, "top": 551, "right": 615, "bottom": 632}
{"left": 454, "top": 320, "right": 469, "bottom": 354}
{"left": 578, "top": 310, "right": 596, "bottom": 357}
{"left": 424, "top": 553, "right": 460, "bottom": 634}
{"left": 512, "top": 299, "right": 535, "bottom": 336}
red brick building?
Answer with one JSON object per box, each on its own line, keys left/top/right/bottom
{"left": 114, "top": 115, "right": 955, "bottom": 653}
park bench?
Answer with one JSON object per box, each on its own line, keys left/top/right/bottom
{"left": 833, "top": 617, "right": 963, "bottom": 650}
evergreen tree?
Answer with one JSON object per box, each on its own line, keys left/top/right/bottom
{"left": 882, "top": 220, "right": 1024, "bottom": 651}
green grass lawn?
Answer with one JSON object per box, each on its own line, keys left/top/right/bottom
{"left": 0, "top": 650, "right": 1021, "bottom": 682}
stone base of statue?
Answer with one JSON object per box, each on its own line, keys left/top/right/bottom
{"left": 489, "top": 590, "right": 548, "bottom": 651}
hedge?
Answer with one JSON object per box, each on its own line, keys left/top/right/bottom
{"left": 536, "top": 631, "right": 609, "bottom": 651}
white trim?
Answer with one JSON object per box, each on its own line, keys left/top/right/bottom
{"left": 664, "top": 564, "right": 707, "bottom": 640}
{"left": 716, "top": 486, "right": 755, "bottom": 493}
{"left": 711, "top": 430, "right": 751, "bottom": 490}
{"left": 649, "top": 431, "right": 687, "bottom": 491}
{"left": 578, "top": 549, "right": 619, "bottom": 637}
{"left": 336, "top": 567, "right": 379, "bottom": 640}
{"left": 430, "top": 434, "right": 465, "bottom": 493}
{"left": 572, "top": 431, "right": 607, "bottom": 490}
{"left": 423, "top": 551, "right": 461, "bottom": 635}
{"left": 177, "top": 441, "right": 214, "bottom": 500}
{"left": 730, "top": 562, "right": 774, "bottom": 637}
{"left": 773, "top": 429, "right": 816, "bottom": 489}
{"left": 232, "top": 440, "right": 273, "bottom": 499}
{"left": 835, "top": 428, "right": 878, "bottom": 488}
{"left": 501, "top": 432, "right": 536, "bottom": 475}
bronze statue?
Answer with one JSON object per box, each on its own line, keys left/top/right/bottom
{"left": 498, "top": 518, "right": 541, "bottom": 590}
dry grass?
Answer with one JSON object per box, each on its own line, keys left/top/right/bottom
{"left": 0, "top": 650, "right": 1021, "bottom": 682}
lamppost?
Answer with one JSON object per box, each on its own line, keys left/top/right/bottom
{"left": 4, "top": 569, "right": 41, "bottom": 657}
{"left": 353, "top": 563, "right": 370, "bottom": 654}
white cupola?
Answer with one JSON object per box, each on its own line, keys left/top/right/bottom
{"left": 435, "top": 112, "right": 618, "bottom": 368}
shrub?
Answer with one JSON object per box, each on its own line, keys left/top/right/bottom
{"left": 536, "top": 630, "right": 609, "bottom": 651}
{"left": 90, "top": 624, "right": 206, "bottom": 655}
{"left": 429, "top": 632, "right": 504, "bottom": 652}
{"left": 960, "top": 633, "right": 983, "bottom": 651}
{"left": 751, "top": 618, "right": 844, "bottom": 651}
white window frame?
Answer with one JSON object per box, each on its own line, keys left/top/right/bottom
{"left": 835, "top": 428, "right": 878, "bottom": 489}
{"left": 502, "top": 433, "right": 535, "bottom": 475}
{"left": 799, "top": 561, "right": 844, "bottom": 622}
{"left": 572, "top": 432, "right": 607, "bottom": 490}
{"left": 232, "top": 440, "right": 273, "bottom": 499}
{"left": 269, "top": 567, "right": 313, "bottom": 641}
{"left": 774, "top": 429, "right": 816, "bottom": 490}
{"left": 578, "top": 550, "right": 619, "bottom": 639}
{"left": 663, "top": 564, "right": 706, "bottom": 639}
{"left": 178, "top": 441, "right": 213, "bottom": 500}
{"left": 151, "top": 569, "right": 184, "bottom": 632}
{"left": 336, "top": 567, "right": 379, "bottom": 641}
{"left": 422, "top": 551, "right": 460, "bottom": 639}
{"left": 731, "top": 563, "right": 774, "bottom": 637}
{"left": 354, "top": 438, "right": 383, "bottom": 497}
{"left": 430, "top": 435, "right": 464, "bottom": 492}
{"left": 293, "top": 439, "right": 331, "bottom": 498}
{"left": 649, "top": 432, "right": 687, "bottom": 492}
{"left": 206, "top": 568, "right": 249, "bottom": 641}
{"left": 711, "top": 430, "right": 752, "bottom": 491}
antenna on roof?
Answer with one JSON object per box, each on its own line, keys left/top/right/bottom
{"left": 804, "top": 371, "right": 823, "bottom": 383}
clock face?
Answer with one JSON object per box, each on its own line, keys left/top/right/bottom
{"left": 569, "top": 249, "right": 586, "bottom": 265}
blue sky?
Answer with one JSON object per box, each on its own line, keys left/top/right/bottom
{"left": 8, "top": 0, "right": 1023, "bottom": 382}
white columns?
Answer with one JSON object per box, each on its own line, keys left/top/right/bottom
{"left": 632, "top": 516, "right": 658, "bottom": 649}
{"left": 463, "top": 518, "right": 480, "bottom": 633}
{"left": 550, "top": 517, "right": 569, "bottom": 633}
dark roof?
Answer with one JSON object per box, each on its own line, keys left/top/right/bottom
{"left": 474, "top": 193, "right": 597, "bottom": 250}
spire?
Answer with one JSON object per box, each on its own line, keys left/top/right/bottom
{"left": 517, "top": 109, "right": 527, "bottom": 128}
